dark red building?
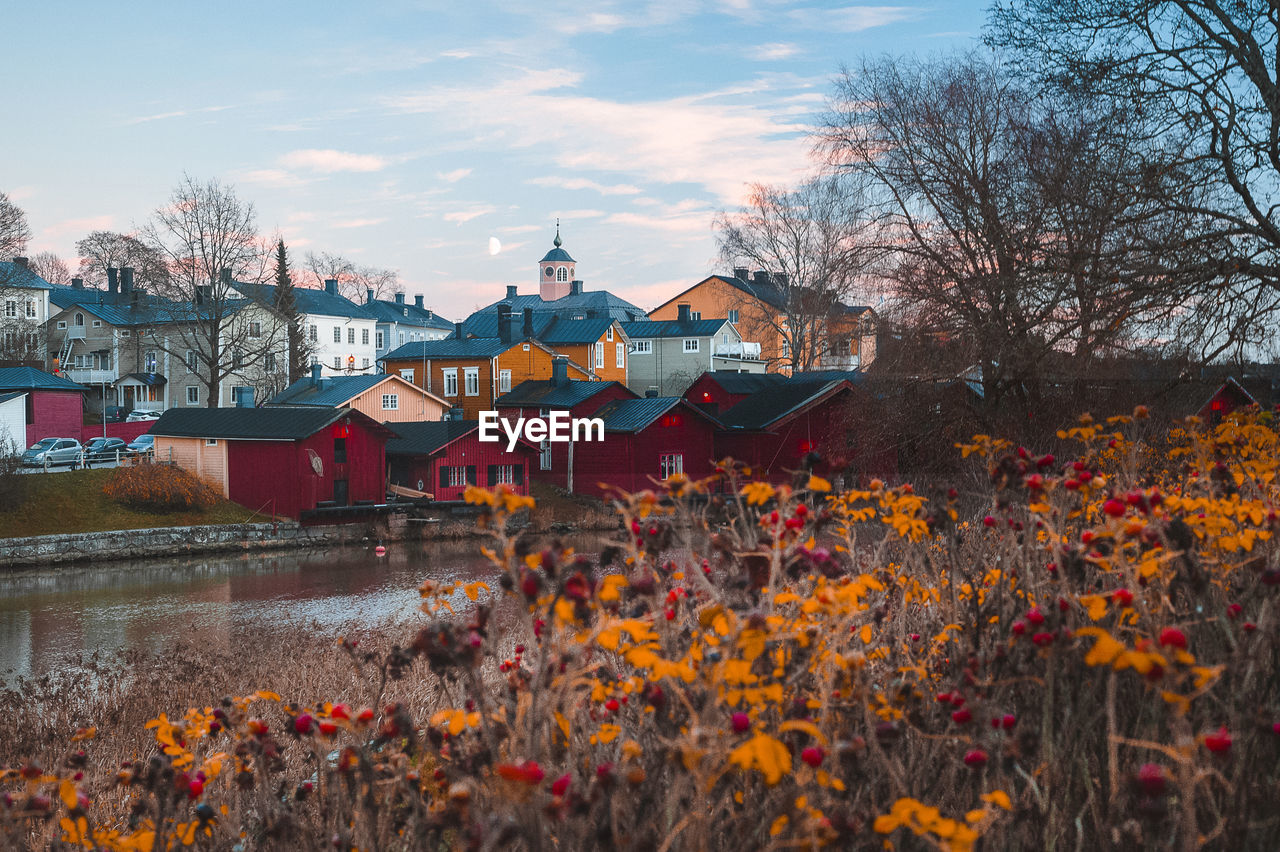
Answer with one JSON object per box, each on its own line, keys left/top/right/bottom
{"left": 150, "top": 406, "right": 394, "bottom": 522}
{"left": 1197, "top": 377, "right": 1259, "bottom": 424}
{"left": 385, "top": 420, "right": 538, "bottom": 502}
{"left": 571, "top": 397, "right": 720, "bottom": 497}
{"left": 684, "top": 371, "right": 785, "bottom": 418}
{"left": 0, "top": 367, "right": 85, "bottom": 447}
{"left": 496, "top": 373, "right": 637, "bottom": 490}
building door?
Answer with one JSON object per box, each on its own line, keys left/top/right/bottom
{"left": 333, "top": 479, "right": 349, "bottom": 506}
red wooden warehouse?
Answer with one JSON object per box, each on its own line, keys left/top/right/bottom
{"left": 385, "top": 419, "right": 538, "bottom": 502}
{"left": 495, "top": 367, "right": 637, "bottom": 490}
{"left": 683, "top": 371, "right": 785, "bottom": 418}
{"left": 149, "top": 406, "right": 395, "bottom": 522}
{"left": 0, "top": 367, "right": 86, "bottom": 447}
{"left": 571, "top": 397, "right": 720, "bottom": 497}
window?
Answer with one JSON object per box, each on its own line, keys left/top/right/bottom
{"left": 632, "top": 340, "right": 651, "bottom": 354}
{"left": 781, "top": 340, "right": 790, "bottom": 359}
{"left": 333, "top": 326, "right": 341, "bottom": 343}
{"left": 399, "top": 368, "right": 414, "bottom": 383}
{"left": 92, "top": 320, "right": 102, "bottom": 328}
{"left": 728, "top": 309, "right": 739, "bottom": 324}
{"left": 382, "top": 393, "right": 399, "bottom": 410}
{"left": 186, "top": 350, "right": 198, "bottom": 371}
{"left": 57, "top": 320, "right": 67, "bottom": 330}
{"left": 347, "top": 327, "right": 355, "bottom": 345}
{"left": 523, "top": 343, "right": 530, "bottom": 351}
{"left": 232, "top": 349, "right": 243, "bottom": 369}
{"left": 25, "top": 301, "right": 35, "bottom": 318}
{"left": 499, "top": 370, "right": 511, "bottom": 393}
{"left": 309, "top": 324, "right": 317, "bottom": 342}
{"left": 362, "top": 358, "right": 369, "bottom": 368}
{"left": 205, "top": 438, "right": 218, "bottom": 446}
{"left": 361, "top": 328, "right": 369, "bottom": 345}
{"left": 660, "top": 453, "right": 683, "bottom": 479}
{"left": 616, "top": 342, "right": 625, "bottom": 368}
{"left": 120, "top": 330, "right": 130, "bottom": 337}
{"left": 464, "top": 367, "right": 479, "bottom": 396}
{"left": 595, "top": 342, "right": 604, "bottom": 369}
{"left": 334, "top": 437, "right": 347, "bottom": 464}
{"left": 722, "top": 333, "right": 729, "bottom": 344}
{"left": 74, "top": 312, "right": 84, "bottom": 326}
{"left": 310, "top": 355, "right": 319, "bottom": 366}
{"left": 399, "top": 331, "right": 405, "bottom": 345}
{"left": 446, "top": 466, "right": 468, "bottom": 487}
{"left": 6, "top": 301, "right": 17, "bottom": 318}
{"left": 442, "top": 368, "right": 458, "bottom": 397}
{"left": 376, "top": 330, "right": 384, "bottom": 349}
{"left": 683, "top": 339, "right": 700, "bottom": 353}
{"left": 606, "top": 326, "right": 613, "bottom": 341}
{"left": 556, "top": 266, "right": 568, "bottom": 282}
{"left": 830, "top": 338, "right": 851, "bottom": 357}
{"left": 248, "top": 321, "right": 261, "bottom": 338}
{"left": 265, "top": 352, "right": 277, "bottom": 371}
{"left": 488, "top": 464, "right": 515, "bottom": 485}
{"left": 333, "top": 356, "right": 341, "bottom": 370}
{"left": 144, "top": 350, "right": 158, "bottom": 372}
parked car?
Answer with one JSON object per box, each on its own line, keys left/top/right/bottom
{"left": 104, "top": 406, "right": 129, "bottom": 423}
{"left": 126, "top": 410, "right": 160, "bottom": 422}
{"left": 21, "top": 438, "right": 84, "bottom": 467}
{"left": 81, "top": 437, "right": 128, "bottom": 463}
{"left": 126, "top": 434, "right": 155, "bottom": 456}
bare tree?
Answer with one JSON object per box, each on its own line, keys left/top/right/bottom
{"left": 715, "top": 175, "right": 886, "bottom": 371}
{"left": 142, "top": 175, "right": 286, "bottom": 407}
{"left": 75, "top": 231, "right": 171, "bottom": 290}
{"left": 26, "top": 252, "right": 69, "bottom": 286}
{"left": 818, "top": 53, "right": 1213, "bottom": 420}
{"left": 0, "top": 191, "right": 30, "bottom": 260}
{"left": 302, "top": 250, "right": 399, "bottom": 303}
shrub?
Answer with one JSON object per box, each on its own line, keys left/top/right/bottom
{"left": 5, "top": 407, "right": 1280, "bottom": 850}
{"left": 102, "top": 462, "right": 221, "bottom": 512}
{"left": 0, "top": 437, "right": 27, "bottom": 512}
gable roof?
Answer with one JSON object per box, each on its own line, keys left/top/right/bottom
{"left": 361, "top": 297, "right": 454, "bottom": 331}
{"left": 621, "top": 318, "right": 730, "bottom": 339}
{"left": 0, "top": 367, "right": 86, "bottom": 393}
{"left": 462, "top": 313, "right": 619, "bottom": 345}
{"left": 497, "top": 379, "right": 633, "bottom": 409}
{"left": 469, "top": 288, "right": 648, "bottom": 325}
{"left": 590, "top": 397, "right": 721, "bottom": 433}
{"left": 382, "top": 336, "right": 518, "bottom": 361}
{"left": 651, "top": 273, "right": 874, "bottom": 319}
{"left": 718, "top": 379, "right": 854, "bottom": 431}
{"left": 383, "top": 419, "right": 479, "bottom": 456}
{"left": 150, "top": 406, "right": 394, "bottom": 441}
{"left": 49, "top": 285, "right": 229, "bottom": 327}
{"left": 0, "top": 261, "right": 54, "bottom": 291}
{"left": 0, "top": 391, "right": 25, "bottom": 405}
{"left": 268, "top": 373, "right": 446, "bottom": 409}
{"left": 236, "top": 282, "right": 373, "bottom": 321}
{"left": 695, "top": 371, "right": 788, "bottom": 395}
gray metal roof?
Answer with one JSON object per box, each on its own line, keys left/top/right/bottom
{"left": 268, "top": 373, "right": 394, "bottom": 407}
{"left": 718, "top": 379, "right": 852, "bottom": 430}
{"left": 496, "top": 379, "right": 630, "bottom": 409}
{"left": 362, "top": 297, "right": 453, "bottom": 330}
{"left": 469, "top": 288, "right": 648, "bottom": 325}
{"left": 698, "top": 371, "right": 787, "bottom": 395}
{"left": 0, "top": 367, "right": 86, "bottom": 393}
{"left": 0, "top": 391, "right": 25, "bottom": 405}
{"left": 0, "top": 262, "right": 54, "bottom": 290}
{"left": 384, "top": 420, "right": 478, "bottom": 456}
{"left": 589, "top": 397, "right": 720, "bottom": 433}
{"left": 621, "top": 319, "right": 729, "bottom": 339}
{"left": 382, "top": 336, "right": 514, "bottom": 361}
{"left": 150, "top": 406, "right": 392, "bottom": 441}
{"left": 237, "top": 282, "right": 373, "bottom": 321}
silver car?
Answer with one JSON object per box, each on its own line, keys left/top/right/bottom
{"left": 22, "top": 438, "right": 84, "bottom": 467}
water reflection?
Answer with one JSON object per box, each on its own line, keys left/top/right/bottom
{"left": 0, "top": 538, "right": 596, "bottom": 683}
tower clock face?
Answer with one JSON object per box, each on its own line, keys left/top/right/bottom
{"left": 545, "top": 266, "right": 554, "bottom": 277}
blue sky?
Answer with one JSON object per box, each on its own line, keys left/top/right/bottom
{"left": 2, "top": 1, "right": 985, "bottom": 320}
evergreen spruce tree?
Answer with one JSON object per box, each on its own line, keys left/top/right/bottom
{"left": 272, "top": 240, "right": 307, "bottom": 383}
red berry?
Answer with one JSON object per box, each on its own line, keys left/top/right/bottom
{"left": 1026, "top": 608, "right": 1045, "bottom": 626}
{"left": 1158, "top": 627, "right": 1187, "bottom": 649}
{"left": 520, "top": 571, "right": 541, "bottom": 599}
{"left": 1011, "top": 621, "right": 1026, "bottom": 636}
{"left": 963, "top": 749, "right": 988, "bottom": 767}
{"left": 1037, "top": 454, "right": 1054, "bottom": 468}
{"left": 664, "top": 608, "right": 675, "bottom": 621}
{"left": 1103, "top": 499, "right": 1125, "bottom": 517}
{"left": 188, "top": 779, "right": 204, "bottom": 799}
{"left": 294, "top": 714, "right": 314, "bottom": 735}
{"left": 1227, "top": 603, "right": 1242, "bottom": 618}
{"left": 551, "top": 773, "right": 571, "bottom": 796}
{"left": 357, "top": 708, "right": 375, "bottom": 723}
{"left": 951, "top": 708, "right": 972, "bottom": 724}
{"left": 936, "top": 692, "right": 953, "bottom": 704}
{"left": 1001, "top": 714, "right": 1016, "bottom": 730}
{"left": 800, "top": 747, "right": 824, "bottom": 767}
{"left": 318, "top": 721, "right": 338, "bottom": 736}
{"left": 605, "top": 699, "right": 619, "bottom": 712}
{"left": 1112, "top": 588, "right": 1134, "bottom": 607}
{"left": 330, "top": 704, "right": 350, "bottom": 720}
{"left": 1032, "top": 632, "right": 1055, "bottom": 647}
{"left": 1203, "top": 726, "right": 1232, "bottom": 754}
{"left": 731, "top": 712, "right": 750, "bottom": 733}
{"left": 1137, "top": 763, "right": 1166, "bottom": 796}
{"left": 983, "top": 516, "right": 997, "bottom": 528}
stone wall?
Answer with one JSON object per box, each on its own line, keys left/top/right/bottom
{"left": 0, "top": 522, "right": 377, "bottom": 569}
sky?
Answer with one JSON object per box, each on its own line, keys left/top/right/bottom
{"left": 2, "top": 1, "right": 986, "bottom": 321}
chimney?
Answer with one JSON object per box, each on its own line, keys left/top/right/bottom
{"left": 753, "top": 270, "right": 771, "bottom": 286}
{"left": 732, "top": 266, "right": 749, "bottom": 281}
{"left": 414, "top": 294, "right": 424, "bottom": 309}
{"left": 394, "top": 292, "right": 405, "bottom": 305}
{"left": 454, "top": 321, "right": 464, "bottom": 340}
{"left": 645, "top": 388, "right": 659, "bottom": 398}
{"left": 497, "top": 304, "right": 513, "bottom": 343}
{"left": 585, "top": 309, "right": 597, "bottom": 319}
{"left": 311, "top": 363, "right": 323, "bottom": 388}
{"left": 120, "top": 267, "right": 134, "bottom": 295}
{"left": 522, "top": 307, "right": 534, "bottom": 338}
{"left": 12, "top": 256, "right": 27, "bottom": 268}
{"left": 677, "top": 303, "right": 692, "bottom": 324}
{"left": 570, "top": 280, "right": 583, "bottom": 296}
{"left": 506, "top": 285, "right": 518, "bottom": 299}
{"left": 324, "top": 278, "right": 337, "bottom": 296}
{"left": 71, "top": 277, "right": 84, "bottom": 290}
{"left": 449, "top": 406, "right": 464, "bottom": 421}
{"left": 774, "top": 272, "right": 789, "bottom": 288}
{"left": 551, "top": 355, "right": 568, "bottom": 387}
{"left": 107, "top": 267, "right": 118, "bottom": 295}
{"left": 220, "top": 268, "right": 232, "bottom": 286}
{"left": 366, "top": 287, "right": 375, "bottom": 304}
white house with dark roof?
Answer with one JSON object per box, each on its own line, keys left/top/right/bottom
{"left": 0, "top": 258, "right": 53, "bottom": 369}
{"left": 620, "top": 306, "right": 764, "bottom": 396}
{"left": 361, "top": 290, "right": 453, "bottom": 362}
{"left": 236, "top": 278, "right": 378, "bottom": 377}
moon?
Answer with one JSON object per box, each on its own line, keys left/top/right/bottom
{"left": 488, "top": 237, "right": 501, "bottom": 256}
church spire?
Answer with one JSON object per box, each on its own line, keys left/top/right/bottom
{"left": 553, "top": 219, "right": 562, "bottom": 248}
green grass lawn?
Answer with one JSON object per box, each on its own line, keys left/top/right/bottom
{"left": 0, "top": 468, "right": 262, "bottom": 538}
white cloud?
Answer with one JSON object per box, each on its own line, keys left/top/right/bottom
{"left": 551, "top": 209, "right": 607, "bottom": 220}
{"left": 121, "top": 104, "right": 234, "bottom": 126}
{"left": 498, "top": 224, "right": 544, "bottom": 235}
{"left": 331, "top": 218, "right": 388, "bottom": 229}
{"left": 381, "top": 68, "right": 812, "bottom": 204}
{"left": 437, "top": 168, "right": 472, "bottom": 183}
{"left": 756, "top": 42, "right": 799, "bottom": 60}
{"left": 279, "top": 149, "right": 389, "bottom": 173}
{"left": 5, "top": 186, "right": 36, "bottom": 202}
{"left": 40, "top": 215, "right": 114, "bottom": 240}
{"left": 443, "top": 205, "right": 497, "bottom": 224}
{"left": 788, "top": 5, "right": 919, "bottom": 32}
{"left": 528, "top": 176, "right": 643, "bottom": 196}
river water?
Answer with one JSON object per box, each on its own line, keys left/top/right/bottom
{"left": 0, "top": 539, "right": 584, "bottom": 684}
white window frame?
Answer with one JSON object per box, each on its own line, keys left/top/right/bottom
{"left": 309, "top": 324, "right": 318, "bottom": 342}
{"left": 606, "top": 326, "right": 613, "bottom": 341}
{"left": 683, "top": 339, "right": 700, "bottom": 353}
{"left": 144, "top": 350, "right": 158, "bottom": 372}
{"left": 347, "top": 327, "right": 355, "bottom": 345}
{"left": 361, "top": 328, "right": 369, "bottom": 345}
{"left": 382, "top": 393, "right": 399, "bottom": 410}
{"left": 205, "top": 438, "right": 218, "bottom": 446}
{"left": 660, "top": 453, "right": 684, "bottom": 479}
{"left": 442, "top": 368, "right": 458, "bottom": 397}
{"left": 399, "top": 331, "right": 406, "bottom": 345}
{"left": 728, "top": 309, "right": 739, "bottom": 324}
{"left": 399, "top": 368, "right": 414, "bottom": 383}
{"left": 333, "top": 356, "right": 341, "bottom": 369}
{"left": 464, "top": 367, "right": 480, "bottom": 396}
{"left": 333, "top": 326, "right": 341, "bottom": 343}
{"left": 616, "top": 342, "right": 625, "bottom": 368}
{"left": 376, "top": 330, "right": 384, "bottom": 349}
{"left": 92, "top": 319, "right": 102, "bottom": 328}
{"left": 25, "top": 301, "right": 36, "bottom": 318}
{"left": 556, "top": 266, "right": 568, "bottom": 282}
{"left": 447, "top": 466, "right": 467, "bottom": 487}
{"left": 523, "top": 343, "right": 531, "bottom": 351}
{"left": 632, "top": 340, "right": 651, "bottom": 354}
{"left": 186, "top": 350, "right": 198, "bottom": 372}
{"left": 248, "top": 321, "right": 262, "bottom": 338}
{"left": 595, "top": 342, "right": 604, "bottom": 369}
{"left": 499, "top": 370, "right": 511, "bottom": 393}
{"left": 362, "top": 358, "right": 369, "bottom": 368}
{"left": 495, "top": 464, "right": 515, "bottom": 485}
{"left": 56, "top": 320, "right": 67, "bottom": 330}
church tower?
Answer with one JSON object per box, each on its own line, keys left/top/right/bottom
{"left": 538, "top": 222, "right": 576, "bottom": 301}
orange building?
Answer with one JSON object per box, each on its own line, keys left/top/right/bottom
{"left": 649, "top": 270, "right": 876, "bottom": 373}
{"left": 381, "top": 327, "right": 593, "bottom": 420}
